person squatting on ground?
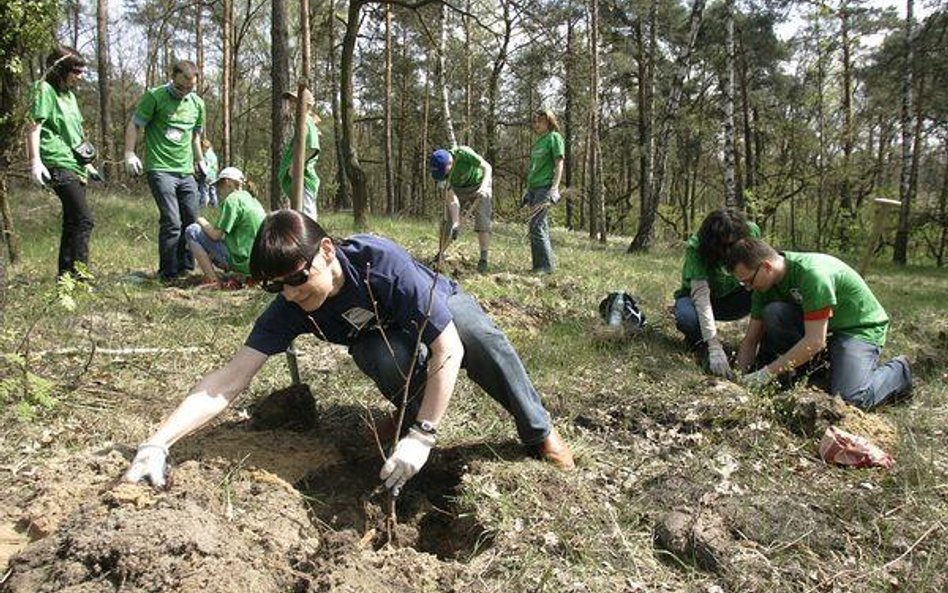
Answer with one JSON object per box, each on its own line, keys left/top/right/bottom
{"left": 278, "top": 87, "right": 320, "bottom": 221}
{"left": 26, "top": 46, "right": 99, "bottom": 279}
{"left": 184, "top": 167, "right": 265, "bottom": 288}
{"left": 728, "top": 238, "right": 912, "bottom": 409}
{"left": 673, "top": 208, "right": 760, "bottom": 377}
{"left": 124, "top": 210, "right": 575, "bottom": 492}
{"left": 197, "top": 137, "right": 219, "bottom": 208}
{"left": 124, "top": 60, "right": 207, "bottom": 282}
{"left": 522, "top": 108, "right": 565, "bottom": 274}
{"left": 429, "top": 147, "right": 493, "bottom": 273}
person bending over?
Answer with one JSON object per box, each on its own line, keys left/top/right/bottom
{"left": 125, "top": 210, "right": 575, "bottom": 493}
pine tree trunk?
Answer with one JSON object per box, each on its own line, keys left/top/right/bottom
{"left": 629, "top": 0, "right": 705, "bottom": 252}
{"left": 587, "top": 0, "right": 605, "bottom": 242}
{"left": 271, "top": 0, "right": 289, "bottom": 209}
{"left": 384, "top": 3, "right": 395, "bottom": 214}
{"left": 723, "top": 1, "right": 737, "bottom": 209}
{"left": 96, "top": 0, "right": 112, "bottom": 180}
{"left": 328, "top": 0, "right": 349, "bottom": 211}
{"left": 894, "top": 0, "right": 915, "bottom": 265}
{"left": 341, "top": 0, "right": 369, "bottom": 228}
{"left": 437, "top": 4, "right": 456, "bottom": 147}
{"left": 222, "top": 0, "right": 233, "bottom": 165}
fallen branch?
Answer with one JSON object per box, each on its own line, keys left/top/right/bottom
{"left": 33, "top": 346, "right": 202, "bottom": 357}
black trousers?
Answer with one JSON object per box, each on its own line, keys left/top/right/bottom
{"left": 49, "top": 168, "right": 94, "bottom": 277}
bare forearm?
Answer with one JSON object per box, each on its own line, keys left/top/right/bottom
{"left": 27, "top": 124, "right": 42, "bottom": 164}
{"left": 415, "top": 326, "right": 463, "bottom": 426}
{"left": 764, "top": 338, "right": 824, "bottom": 375}
{"left": 124, "top": 119, "right": 139, "bottom": 154}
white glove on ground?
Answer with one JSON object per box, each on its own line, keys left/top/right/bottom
{"left": 123, "top": 443, "right": 169, "bottom": 488}
{"left": 31, "top": 162, "right": 50, "bottom": 187}
{"left": 379, "top": 429, "right": 434, "bottom": 495}
{"left": 707, "top": 339, "right": 732, "bottom": 378}
{"left": 741, "top": 367, "right": 775, "bottom": 390}
{"left": 124, "top": 152, "right": 143, "bottom": 176}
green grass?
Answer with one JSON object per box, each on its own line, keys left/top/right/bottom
{"left": 2, "top": 185, "right": 946, "bottom": 592}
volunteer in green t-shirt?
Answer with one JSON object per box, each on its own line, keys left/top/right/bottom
{"left": 429, "top": 146, "right": 493, "bottom": 273}
{"left": 728, "top": 238, "right": 912, "bottom": 409}
{"left": 184, "top": 167, "right": 266, "bottom": 289}
{"left": 26, "top": 46, "right": 100, "bottom": 279}
{"left": 198, "top": 137, "right": 219, "bottom": 208}
{"left": 124, "top": 60, "right": 207, "bottom": 282}
{"left": 522, "top": 108, "right": 565, "bottom": 273}
{"left": 278, "top": 88, "right": 320, "bottom": 221}
{"left": 673, "top": 208, "right": 761, "bottom": 377}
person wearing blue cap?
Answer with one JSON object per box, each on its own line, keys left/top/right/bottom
{"left": 429, "top": 146, "right": 493, "bottom": 273}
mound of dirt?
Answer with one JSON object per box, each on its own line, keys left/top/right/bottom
{"left": 3, "top": 447, "right": 460, "bottom": 593}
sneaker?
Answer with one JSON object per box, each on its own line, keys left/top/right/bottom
{"left": 535, "top": 427, "right": 575, "bottom": 470}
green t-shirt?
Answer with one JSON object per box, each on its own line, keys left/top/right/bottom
{"left": 750, "top": 251, "right": 889, "bottom": 346}
{"left": 676, "top": 221, "right": 762, "bottom": 298}
{"left": 278, "top": 116, "right": 320, "bottom": 197}
{"left": 30, "top": 81, "right": 86, "bottom": 177}
{"left": 204, "top": 147, "right": 219, "bottom": 181}
{"left": 217, "top": 190, "right": 266, "bottom": 275}
{"left": 527, "top": 131, "right": 565, "bottom": 189}
{"left": 448, "top": 146, "right": 485, "bottom": 189}
{"left": 133, "top": 84, "right": 206, "bottom": 174}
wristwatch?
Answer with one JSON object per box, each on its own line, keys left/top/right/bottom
{"left": 414, "top": 419, "right": 438, "bottom": 435}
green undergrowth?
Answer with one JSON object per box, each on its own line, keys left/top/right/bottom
{"left": 2, "top": 186, "right": 945, "bottom": 592}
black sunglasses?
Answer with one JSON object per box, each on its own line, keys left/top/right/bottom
{"left": 260, "top": 253, "right": 316, "bottom": 293}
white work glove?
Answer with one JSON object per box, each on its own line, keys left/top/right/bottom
{"left": 379, "top": 428, "right": 434, "bottom": 495}
{"left": 707, "top": 339, "right": 732, "bottom": 378}
{"left": 31, "top": 161, "right": 51, "bottom": 187}
{"left": 548, "top": 187, "right": 561, "bottom": 205}
{"left": 85, "top": 163, "right": 102, "bottom": 182}
{"left": 123, "top": 443, "right": 169, "bottom": 488}
{"left": 740, "top": 367, "right": 775, "bottom": 390}
{"left": 124, "top": 152, "right": 143, "bottom": 176}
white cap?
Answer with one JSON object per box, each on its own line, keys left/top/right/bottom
{"left": 214, "top": 166, "right": 244, "bottom": 185}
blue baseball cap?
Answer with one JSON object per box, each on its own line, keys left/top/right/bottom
{"left": 429, "top": 149, "right": 452, "bottom": 181}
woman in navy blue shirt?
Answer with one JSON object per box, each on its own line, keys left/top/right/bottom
{"left": 124, "top": 210, "right": 574, "bottom": 494}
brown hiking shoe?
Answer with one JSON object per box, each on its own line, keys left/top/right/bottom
{"left": 537, "top": 427, "right": 575, "bottom": 470}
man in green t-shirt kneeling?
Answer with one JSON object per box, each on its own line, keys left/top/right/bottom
{"left": 727, "top": 238, "right": 912, "bottom": 410}
{"left": 184, "top": 167, "right": 266, "bottom": 289}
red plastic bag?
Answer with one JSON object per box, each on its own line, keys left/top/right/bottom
{"left": 818, "top": 426, "right": 894, "bottom": 469}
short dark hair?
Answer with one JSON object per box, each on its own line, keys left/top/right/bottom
{"left": 249, "top": 210, "right": 332, "bottom": 281}
{"left": 44, "top": 46, "right": 86, "bottom": 92}
{"left": 696, "top": 207, "right": 751, "bottom": 268}
{"left": 726, "top": 238, "right": 778, "bottom": 272}
{"left": 172, "top": 60, "right": 198, "bottom": 78}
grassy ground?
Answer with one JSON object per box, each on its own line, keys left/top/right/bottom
{"left": 1, "top": 186, "right": 946, "bottom": 592}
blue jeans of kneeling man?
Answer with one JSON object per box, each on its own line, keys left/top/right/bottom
{"left": 756, "top": 301, "right": 911, "bottom": 409}
{"left": 348, "top": 292, "right": 552, "bottom": 445}
{"left": 674, "top": 289, "right": 752, "bottom": 347}
{"left": 184, "top": 223, "right": 229, "bottom": 270}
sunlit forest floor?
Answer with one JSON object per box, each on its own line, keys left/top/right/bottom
{"left": 1, "top": 186, "right": 945, "bottom": 592}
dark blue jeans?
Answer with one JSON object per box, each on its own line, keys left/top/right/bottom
{"left": 49, "top": 168, "right": 94, "bottom": 278}
{"left": 757, "top": 302, "right": 912, "bottom": 409}
{"left": 147, "top": 171, "right": 199, "bottom": 279}
{"left": 526, "top": 187, "right": 554, "bottom": 273}
{"left": 348, "top": 293, "right": 552, "bottom": 445}
{"left": 674, "top": 289, "right": 752, "bottom": 347}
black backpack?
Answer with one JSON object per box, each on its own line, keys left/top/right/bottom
{"left": 598, "top": 291, "right": 647, "bottom": 332}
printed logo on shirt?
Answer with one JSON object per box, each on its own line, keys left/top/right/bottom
{"left": 342, "top": 307, "right": 376, "bottom": 331}
{"left": 790, "top": 288, "right": 804, "bottom": 304}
